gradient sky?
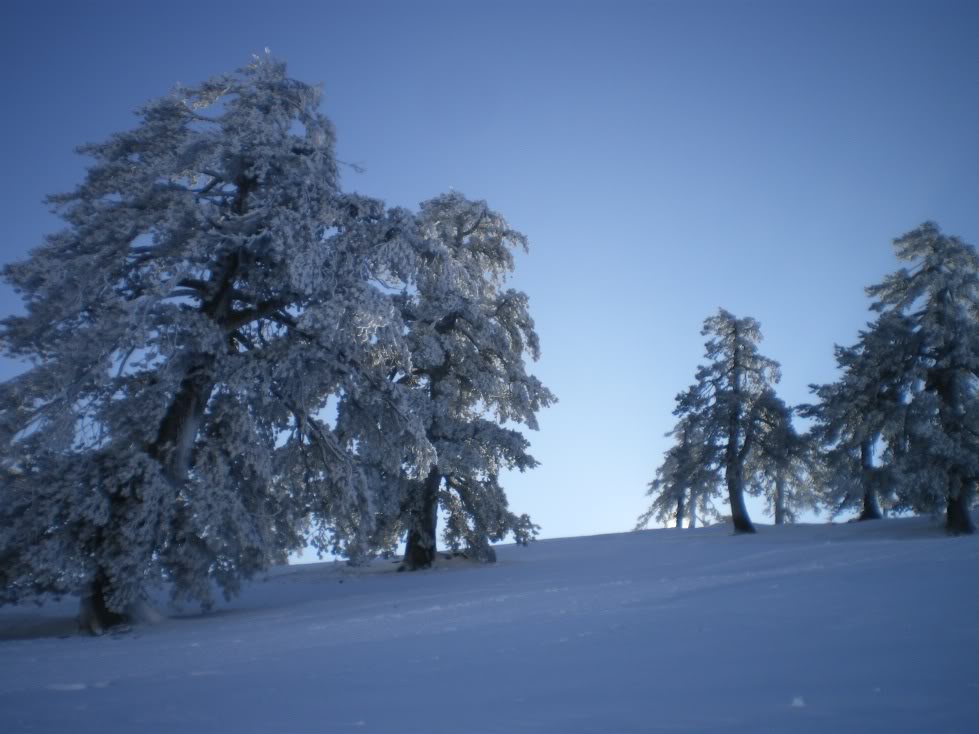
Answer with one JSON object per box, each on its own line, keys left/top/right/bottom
{"left": 2, "top": 0, "right": 978, "bottom": 540}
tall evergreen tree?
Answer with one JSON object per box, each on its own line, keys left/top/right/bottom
{"left": 0, "top": 57, "right": 431, "bottom": 630}
{"left": 674, "top": 309, "right": 781, "bottom": 533}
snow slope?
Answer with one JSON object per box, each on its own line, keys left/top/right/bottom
{"left": 1, "top": 517, "right": 978, "bottom": 733}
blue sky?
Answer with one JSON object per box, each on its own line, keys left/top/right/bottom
{"left": 2, "top": 0, "right": 978, "bottom": 538}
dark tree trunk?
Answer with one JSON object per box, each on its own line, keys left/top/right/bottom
{"left": 857, "top": 439, "right": 883, "bottom": 520}
{"left": 401, "top": 467, "right": 441, "bottom": 570}
{"left": 726, "top": 336, "right": 755, "bottom": 535}
{"left": 727, "top": 470, "right": 756, "bottom": 533}
{"left": 725, "top": 425, "right": 755, "bottom": 533}
{"left": 676, "top": 490, "right": 686, "bottom": 529}
{"left": 149, "top": 364, "right": 216, "bottom": 481}
{"left": 79, "top": 571, "right": 127, "bottom": 635}
{"left": 774, "top": 473, "right": 787, "bottom": 525}
{"left": 78, "top": 278, "right": 228, "bottom": 632}
{"left": 79, "top": 366, "right": 216, "bottom": 633}
{"left": 858, "top": 488, "right": 883, "bottom": 521}
{"left": 946, "top": 479, "right": 975, "bottom": 535}
{"left": 932, "top": 373, "right": 975, "bottom": 535}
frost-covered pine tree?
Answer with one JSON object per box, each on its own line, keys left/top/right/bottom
{"left": 357, "top": 193, "right": 553, "bottom": 570}
{"left": 673, "top": 310, "right": 781, "bottom": 533}
{"left": 867, "top": 222, "right": 979, "bottom": 534}
{"left": 748, "top": 391, "right": 817, "bottom": 525}
{"left": 800, "top": 311, "right": 914, "bottom": 520}
{"left": 0, "top": 56, "right": 430, "bottom": 631}
{"left": 636, "top": 413, "right": 721, "bottom": 529}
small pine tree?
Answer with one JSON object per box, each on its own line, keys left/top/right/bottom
{"left": 748, "top": 392, "right": 817, "bottom": 525}
{"left": 801, "top": 311, "right": 913, "bottom": 520}
{"left": 672, "top": 309, "right": 781, "bottom": 534}
{"left": 637, "top": 414, "right": 721, "bottom": 529}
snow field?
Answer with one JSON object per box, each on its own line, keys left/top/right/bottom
{"left": 1, "top": 516, "right": 977, "bottom": 733}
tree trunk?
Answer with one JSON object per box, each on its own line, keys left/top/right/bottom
{"left": 401, "top": 467, "right": 441, "bottom": 570}
{"left": 727, "top": 469, "right": 756, "bottom": 533}
{"left": 946, "top": 478, "right": 975, "bottom": 535}
{"left": 79, "top": 571, "right": 127, "bottom": 635}
{"left": 933, "top": 374, "right": 975, "bottom": 535}
{"left": 676, "top": 490, "right": 686, "bottom": 529}
{"left": 857, "top": 439, "right": 883, "bottom": 520}
{"left": 150, "top": 364, "right": 215, "bottom": 481}
{"left": 689, "top": 502, "right": 697, "bottom": 529}
{"left": 774, "top": 472, "right": 787, "bottom": 525}
{"left": 726, "top": 433, "right": 755, "bottom": 533}
{"left": 726, "top": 336, "right": 755, "bottom": 534}
{"left": 858, "top": 488, "right": 883, "bottom": 521}
{"left": 79, "top": 365, "right": 216, "bottom": 632}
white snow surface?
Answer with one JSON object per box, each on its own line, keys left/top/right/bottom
{"left": 2, "top": 517, "right": 978, "bottom": 733}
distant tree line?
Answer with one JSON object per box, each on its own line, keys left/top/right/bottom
{"left": 0, "top": 57, "right": 553, "bottom": 632}
{"left": 638, "top": 223, "right": 978, "bottom": 536}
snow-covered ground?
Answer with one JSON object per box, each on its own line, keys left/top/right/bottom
{"left": 2, "top": 516, "right": 977, "bottom": 733}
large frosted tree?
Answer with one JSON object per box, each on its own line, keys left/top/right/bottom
{"left": 378, "top": 193, "right": 554, "bottom": 570}
{"left": 673, "top": 310, "right": 781, "bottom": 533}
{"left": 0, "top": 57, "right": 430, "bottom": 630}
{"left": 868, "top": 223, "right": 979, "bottom": 534}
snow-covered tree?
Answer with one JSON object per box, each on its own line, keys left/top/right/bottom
{"left": 636, "top": 413, "right": 721, "bottom": 529}
{"left": 868, "top": 223, "right": 979, "bottom": 534}
{"left": 673, "top": 309, "right": 781, "bottom": 533}
{"left": 804, "top": 223, "right": 978, "bottom": 533}
{"left": 748, "top": 392, "right": 817, "bottom": 525}
{"left": 800, "top": 311, "right": 913, "bottom": 520}
{"left": 0, "top": 56, "right": 431, "bottom": 630}
{"left": 374, "top": 193, "right": 554, "bottom": 570}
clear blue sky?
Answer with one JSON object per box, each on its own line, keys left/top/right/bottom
{"left": 2, "top": 0, "right": 978, "bottom": 538}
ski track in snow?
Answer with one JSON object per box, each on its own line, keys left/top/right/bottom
{"left": 1, "top": 517, "right": 978, "bottom": 733}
